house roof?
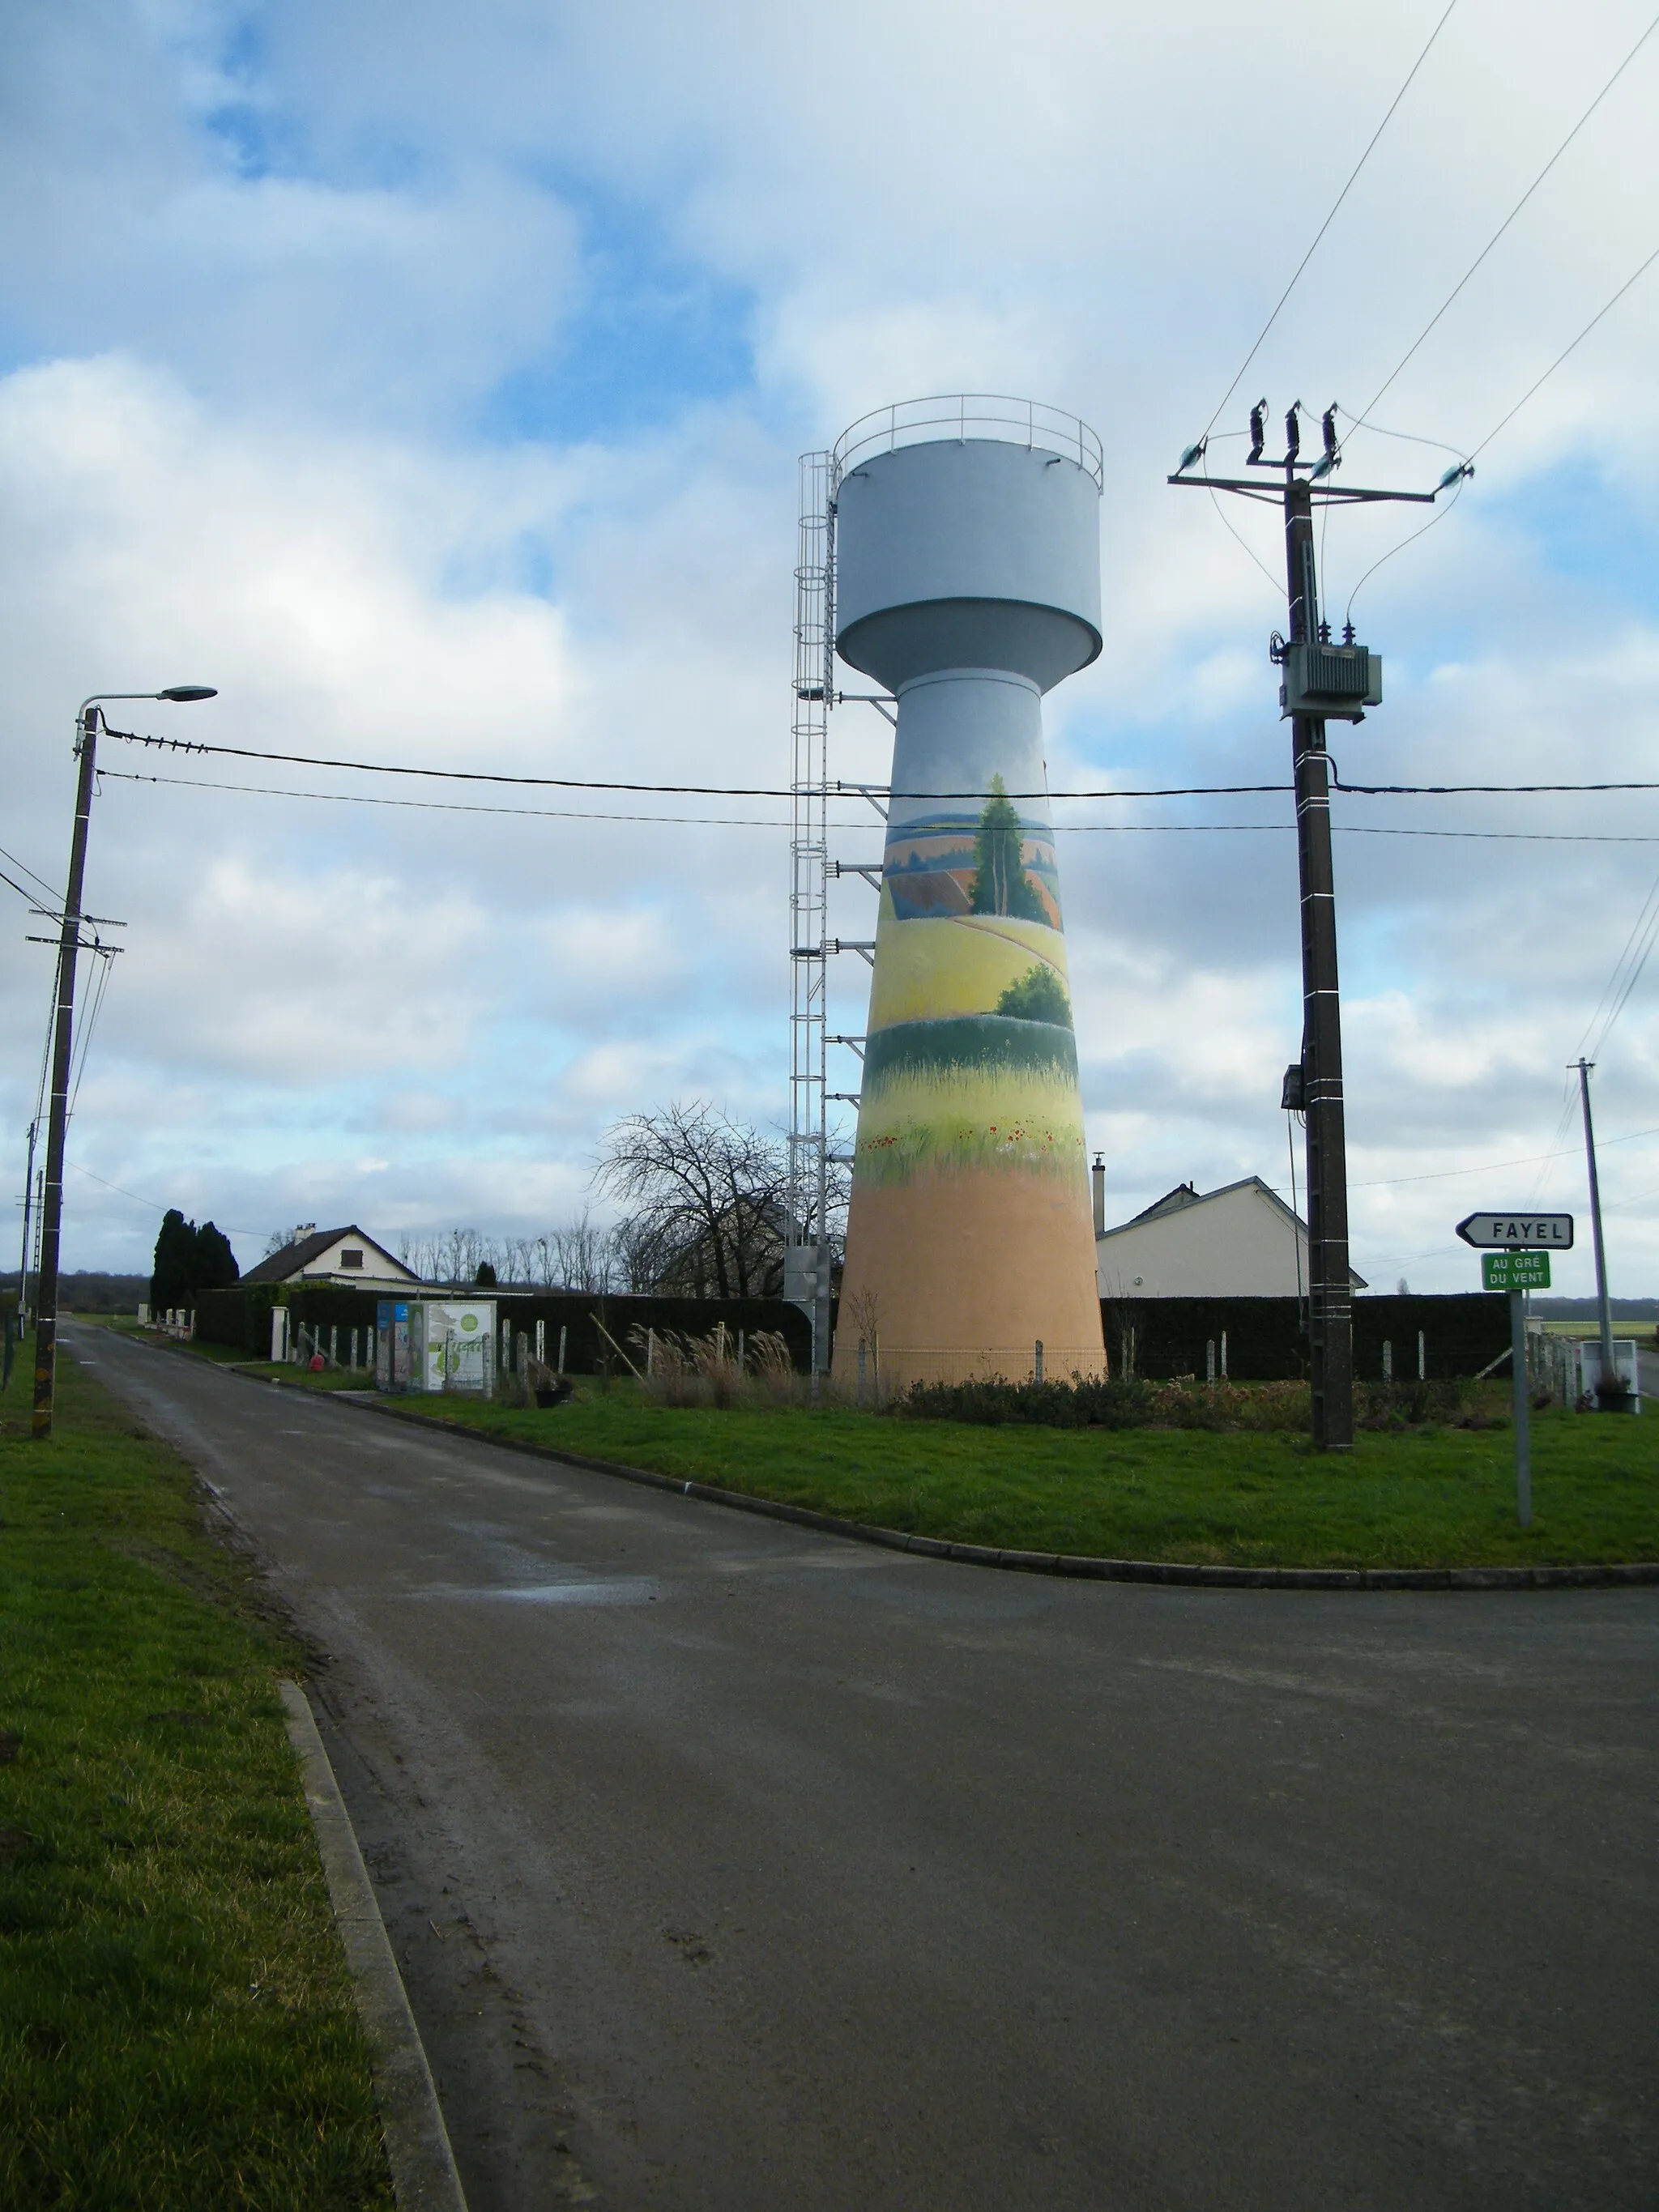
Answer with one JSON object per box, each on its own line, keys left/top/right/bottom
{"left": 1104, "top": 1176, "right": 1367, "bottom": 1288}
{"left": 241, "top": 1225, "right": 416, "bottom": 1285}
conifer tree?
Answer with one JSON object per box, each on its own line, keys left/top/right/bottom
{"left": 194, "top": 1221, "right": 240, "bottom": 1292}
{"left": 969, "top": 776, "right": 1046, "bottom": 923}
{"left": 150, "top": 1210, "right": 196, "bottom": 1312}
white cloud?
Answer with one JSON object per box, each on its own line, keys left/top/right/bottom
{"left": 3, "top": 0, "right": 1659, "bottom": 1299}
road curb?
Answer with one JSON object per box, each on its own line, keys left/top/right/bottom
{"left": 317, "top": 1387, "right": 1659, "bottom": 1594}
{"left": 279, "top": 1681, "right": 468, "bottom": 2212}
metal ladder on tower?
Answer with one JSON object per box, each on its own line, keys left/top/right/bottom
{"left": 786, "top": 450, "right": 834, "bottom": 1373}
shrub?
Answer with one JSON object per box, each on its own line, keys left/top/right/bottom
{"left": 894, "top": 1374, "right": 1312, "bottom": 1432}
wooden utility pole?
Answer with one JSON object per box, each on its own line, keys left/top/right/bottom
{"left": 1168, "top": 403, "right": 1464, "bottom": 1450}
{"left": 1282, "top": 473, "right": 1353, "bottom": 1447}
{"left": 31, "top": 707, "right": 100, "bottom": 1438}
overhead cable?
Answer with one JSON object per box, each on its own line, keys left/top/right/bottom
{"left": 1468, "top": 239, "right": 1659, "bottom": 462}
{"left": 1352, "top": 8, "right": 1659, "bottom": 429}
{"left": 1343, "top": 471, "right": 1466, "bottom": 624}
{"left": 0, "top": 842, "right": 61, "bottom": 904}
{"left": 1201, "top": 0, "right": 1462, "bottom": 437}
{"left": 1350, "top": 1120, "right": 1659, "bottom": 1188}
{"left": 64, "top": 1158, "right": 262, "bottom": 1237}
{"left": 102, "top": 766, "right": 1659, "bottom": 841}
{"left": 100, "top": 736, "right": 1659, "bottom": 802}
{"left": 0, "top": 863, "right": 44, "bottom": 906}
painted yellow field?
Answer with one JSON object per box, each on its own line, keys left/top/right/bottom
{"left": 867, "top": 909, "right": 1069, "bottom": 1029}
{"left": 854, "top": 1062, "right": 1085, "bottom": 1184}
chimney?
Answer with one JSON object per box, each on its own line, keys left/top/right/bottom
{"left": 1091, "top": 1155, "right": 1106, "bottom": 1238}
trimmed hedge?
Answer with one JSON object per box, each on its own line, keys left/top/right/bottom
{"left": 1099, "top": 1294, "right": 1510, "bottom": 1383}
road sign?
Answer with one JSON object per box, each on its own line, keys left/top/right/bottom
{"left": 1456, "top": 1213, "right": 1573, "bottom": 1250}
{"left": 1482, "top": 1251, "right": 1550, "bottom": 1292}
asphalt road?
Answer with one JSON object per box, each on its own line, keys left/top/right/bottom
{"left": 74, "top": 1326, "right": 1659, "bottom": 2212}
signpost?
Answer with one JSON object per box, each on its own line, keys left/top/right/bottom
{"left": 1480, "top": 1251, "right": 1552, "bottom": 1293}
{"left": 1457, "top": 1216, "right": 1572, "bottom": 1530}
{"left": 1456, "top": 1213, "right": 1573, "bottom": 1251}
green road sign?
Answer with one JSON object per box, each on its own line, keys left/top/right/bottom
{"left": 1482, "top": 1250, "right": 1550, "bottom": 1291}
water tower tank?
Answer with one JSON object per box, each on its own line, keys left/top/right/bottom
{"left": 830, "top": 399, "right": 1107, "bottom": 1383}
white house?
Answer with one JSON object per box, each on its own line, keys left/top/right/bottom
{"left": 1095, "top": 1178, "right": 1366, "bottom": 1298}
{"left": 242, "top": 1225, "right": 422, "bottom": 1290}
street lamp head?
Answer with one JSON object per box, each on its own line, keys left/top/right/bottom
{"left": 156, "top": 685, "right": 217, "bottom": 702}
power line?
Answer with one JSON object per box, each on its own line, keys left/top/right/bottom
{"left": 66, "top": 946, "right": 118, "bottom": 1124}
{"left": 1575, "top": 859, "right": 1659, "bottom": 1068}
{"left": 63, "top": 1158, "right": 262, "bottom": 1238}
{"left": 0, "top": 842, "right": 60, "bottom": 904}
{"left": 101, "top": 741, "right": 1659, "bottom": 802}
{"left": 1342, "top": 471, "right": 1466, "bottom": 624}
{"left": 0, "top": 864, "right": 43, "bottom": 906}
{"left": 100, "top": 769, "right": 796, "bottom": 829}
{"left": 102, "top": 766, "right": 1659, "bottom": 841}
{"left": 1468, "top": 239, "right": 1659, "bottom": 463}
{"left": 1352, "top": 8, "right": 1659, "bottom": 429}
{"left": 106, "top": 730, "right": 1299, "bottom": 799}
{"left": 1331, "top": 773, "right": 1659, "bottom": 795}
{"left": 1350, "top": 1120, "right": 1659, "bottom": 1188}
{"left": 1202, "top": 0, "right": 1462, "bottom": 437}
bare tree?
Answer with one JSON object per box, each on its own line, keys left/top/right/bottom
{"left": 551, "top": 1212, "right": 614, "bottom": 1294}
{"left": 595, "top": 1102, "right": 843, "bottom": 1299}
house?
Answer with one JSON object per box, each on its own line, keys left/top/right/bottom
{"left": 241, "top": 1225, "right": 422, "bottom": 1290}
{"left": 1095, "top": 1177, "right": 1367, "bottom": 1299}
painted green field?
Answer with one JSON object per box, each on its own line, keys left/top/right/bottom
{"left": 0, "top": 1337, "right": 391, "bottom": 2210}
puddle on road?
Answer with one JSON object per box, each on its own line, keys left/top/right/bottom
{"left": 401, "top": 1579, "right": 661, "bottom": 1607}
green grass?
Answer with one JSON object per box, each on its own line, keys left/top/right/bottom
{"left": 0, "top": 1336, "right": 393, "bottom": 2210}
{"left": 374, "top": 1381, "right": 1659, "bottom": 1570}
{"left": 96, "top": 1319, "right": 373, "bottom": 1390}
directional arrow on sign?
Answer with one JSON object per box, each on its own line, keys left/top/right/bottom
{"left": 1455, "top": 1212, "right": 1574, "bottom": 1250}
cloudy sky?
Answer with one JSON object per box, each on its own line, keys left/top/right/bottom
{"left": 3, "top": 0, "right": 1658, "bottom": 1296}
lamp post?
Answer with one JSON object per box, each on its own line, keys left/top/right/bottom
{"left": 30, "top": 685, "right": 217, "bottom": 1438}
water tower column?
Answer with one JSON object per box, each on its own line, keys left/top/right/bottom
{"left": 830, "top": 415, "right": 1107, "bottom": 1386}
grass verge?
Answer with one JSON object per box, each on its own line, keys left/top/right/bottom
{"left": 0, "top": 1335, "right": 394, "bottom": 2210}
{"left": 362, "top": 1380, "right": 1659, "bottom": 1570}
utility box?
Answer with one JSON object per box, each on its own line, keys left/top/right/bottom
{"left": 375, "top": 1299, "right": 413, "bottom": 1390}
{"left": 1279, "top": 641, "right": 1382, "bottom": 720}
{"left": 376, "top": 1297, "right": 496, "bottom": 1394}
{"left": 1572, "top": 1337, "right": 1641, "bottom": 1409}
{"left": 412, "top": 1298, "right": 496, "bottom": 1394}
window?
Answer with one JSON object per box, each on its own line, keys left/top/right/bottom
{"left": 340, "top": 1249, "right": 364, "bottom": 1269}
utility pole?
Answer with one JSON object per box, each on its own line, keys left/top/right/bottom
{"left": 29, "top": 684, "right": 215, "bottom": 1438}
{"left": 1170, "top": 403, "right": 1468, "bottom": 1450}
{"left": 1282, "top": 467, "right": 1353, "bottom": 1446}
{"left": 1576, "top": 1056, "right": 1628, "bottom": 1411}
{"left": 31, "top": 705, "right": 101, "bottom": 1437}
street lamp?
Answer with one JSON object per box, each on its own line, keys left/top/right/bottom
{"left": 30, "top": 684, "right": 218, "bottom": 1438}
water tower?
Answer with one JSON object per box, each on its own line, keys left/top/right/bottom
{"left": 828, "top": 399, "right": 1107, "bottom": 1384}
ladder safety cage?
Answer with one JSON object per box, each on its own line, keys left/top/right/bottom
{"left": 787, "top": 451, "right": 835, "bottom": 1370}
